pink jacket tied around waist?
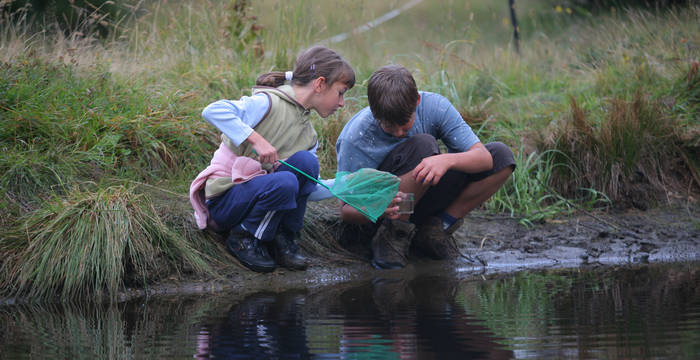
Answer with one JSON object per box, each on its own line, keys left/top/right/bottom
{"left": 189, "top": 142, "right": 266, "bottom": 230}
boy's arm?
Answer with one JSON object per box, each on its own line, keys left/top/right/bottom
{"left": 412, "top": 93, "right": 491, "bottom": 185}
{"left": 412, "top": 142, "right": 492, "bottom": 185}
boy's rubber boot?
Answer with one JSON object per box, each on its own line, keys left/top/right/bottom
{"left": 271, "top": 227, "right": 310, "bottom": 270}
{"left": 412, "top": 216, "right": 464, "bottom": 260}
{"left": 371, "top": 219, "right": 416, "bottom": 269}
{"left": 227, "top": 230, "right": 276, "bottom": 273}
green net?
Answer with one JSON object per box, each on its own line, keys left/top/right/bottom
{"left": 331, "top": 168, "right": 400, "bottom": 223}
{"left": 276, "top": 159, "right": 399, "bottom": 223}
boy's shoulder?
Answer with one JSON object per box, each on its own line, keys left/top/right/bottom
{"left": 344, "top": 106, "right": 374, "bottom": 129}
{"left": 338, "top": 107, "right": 378, "bottom": 142}
{"left": 417, "top": 91, "right": 451, "bottom": 109}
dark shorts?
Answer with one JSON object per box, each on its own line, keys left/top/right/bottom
{"left": 377, "top": 134, "right": 515, "bottom": 224}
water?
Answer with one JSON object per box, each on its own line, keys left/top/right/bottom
{"left": 1, "top": 262, "right": 699, "bottom": 359}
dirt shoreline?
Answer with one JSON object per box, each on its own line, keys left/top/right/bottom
{"left": 2, "top": 203, "right": 697, "bottom": 305}
{"left": 113, "top": 202, "right": 699, "bottom": 303}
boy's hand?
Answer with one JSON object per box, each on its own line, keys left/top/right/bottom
{"left": 382, "top": 192, "right": 403, "bottom": 220}
{"left": 412, "top": 154, "right": 452, "bottom": 185}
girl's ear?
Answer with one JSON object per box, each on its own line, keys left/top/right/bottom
{"left": 312, "top": 76, "right": 327, "bottom": 94}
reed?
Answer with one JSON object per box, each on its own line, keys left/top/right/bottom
{"left": 540, "top": 93, "right": 692, "bottom": 207}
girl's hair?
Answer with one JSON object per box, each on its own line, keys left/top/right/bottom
{"left": 256, "top": 46, "right": 355, "bottom": 89}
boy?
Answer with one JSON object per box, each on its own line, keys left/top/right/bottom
{"left": 335, "top": 65, "right": 515, "bottom": 269}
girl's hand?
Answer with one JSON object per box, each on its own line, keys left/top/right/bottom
{"left": 247, "top": 131, "right": 278, "bottom": 164}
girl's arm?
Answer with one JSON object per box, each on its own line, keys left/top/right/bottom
{"left": 201, "top": 94, "right": 272, "bottom": 150}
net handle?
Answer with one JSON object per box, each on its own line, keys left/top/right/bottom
{"left": 251, "top": 150, "right": 376, "bottom": 221}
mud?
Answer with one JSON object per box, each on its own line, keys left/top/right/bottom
{"left": 107, "top": 201, "right": 699, "bottom": 303}
{"left": 455, "top": 203, "right": 700, "bottom": 272}
{"left": 3, "top": 202, "right": 696, "bottom": 305}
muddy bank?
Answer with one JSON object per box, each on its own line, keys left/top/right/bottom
{"left": 455, "top": 202, "right": 700, "bottom": 271}
{"left": 115, "top": 202, "right": 699, "bottom": 302}
{"left": 3, "top": 202, "right": 697, "bottom": 305}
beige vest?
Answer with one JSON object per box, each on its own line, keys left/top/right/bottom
{"left": 205, "top": 85, "right": 318, "bottom": 198}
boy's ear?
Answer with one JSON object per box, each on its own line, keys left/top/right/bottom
{"left": 416, "top": 93, "right": 421, "bottom": 107}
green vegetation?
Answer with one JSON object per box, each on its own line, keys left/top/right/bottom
{"left": 1, "top": 183, "right": 225, "bottom": 300}
{"left": 0, "top": 0, "right": 698, "bottom": 300}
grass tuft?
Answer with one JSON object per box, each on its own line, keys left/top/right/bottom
{"left": 540, "top": 92, "right": 688, "bottom": 208}
{"left": 0, "top": 184, "right": 222, "bottom": 301}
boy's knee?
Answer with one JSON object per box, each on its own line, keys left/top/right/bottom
{"left": 378, "top": 134, "right": 439, "bottom": 175}
{"left": 405, "top": 134, "right": 439, "bottom": 158}
{"left": 485, "top": 142, "right": 515, "bottom": 172}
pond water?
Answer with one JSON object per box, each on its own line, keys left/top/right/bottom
{"left": 1, "top": 262, "right": 699, "bottom": 359}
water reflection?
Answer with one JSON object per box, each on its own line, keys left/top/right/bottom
{"left": 195, "top": 276, "right": 512, "bottom": 359}
{"left": 195, "top": 290, "right": 312, "bottom": 358}
{"left": 1, "top": 262, "right": 699, "bottom": 359}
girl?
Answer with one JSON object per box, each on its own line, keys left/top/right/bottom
{"left": 190, "top": 46, "right": 355, "bottom": 273}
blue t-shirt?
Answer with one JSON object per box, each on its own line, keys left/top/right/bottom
{"left": 336, "top": 91, "right": 480, "bottom": 172}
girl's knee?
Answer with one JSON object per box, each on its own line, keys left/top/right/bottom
{"left": 485, "top": 142, "right": 515, "bottom": 172}
{"left": 284, "top": 151, "right": 319, "bottom": 178}
{"left": 273, "top": 172, "right": 299, "bottom": 194}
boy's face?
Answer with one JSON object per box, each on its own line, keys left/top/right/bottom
{"left": 379, "top": 112, "right": 415, "bottom": 138}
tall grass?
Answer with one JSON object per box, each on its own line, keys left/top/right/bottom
{"left": 540, "top": 93, "right": 693, "bottom": 208}
{"left": 0, "top": 58, "right": 217, "bottom": 208}
{"left": 486, "top": 149, "right": 609, "bottom": 227}
{"left": 0, "top": 184, "right": 224, "bottom": 301}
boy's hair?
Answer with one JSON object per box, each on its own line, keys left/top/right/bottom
{"left": 256, "top": 46, "right": 355, "bottom": 89}
{"left": 367, "top": 65, "right": 418, "bottom": 126}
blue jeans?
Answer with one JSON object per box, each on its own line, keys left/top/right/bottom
{"left": 207, "top": 151, "right": 319, "bottom": 241}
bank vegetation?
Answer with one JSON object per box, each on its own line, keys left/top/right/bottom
{"left": 0, "top": 0, "right": 698, "bottom": 301}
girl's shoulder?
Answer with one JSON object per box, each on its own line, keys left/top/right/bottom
{"left": 253, "top": 85, "right": 304, "bottom": 110}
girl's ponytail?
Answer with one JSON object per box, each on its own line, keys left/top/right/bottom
{"left": 256, "top": 71, "right": 286, "bottom": 87}
{"left": 254, "top": 46, "right": 355, "bottom": 89}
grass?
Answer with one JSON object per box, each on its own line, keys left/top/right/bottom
{"left": 539, "top": 92, "right": 695, "bottom": 208}
{"left": 0, "top": 184, "right": 226, "bottom": 301}
{"left": 0, "top": 0, "right": 698, "bottom": 300}
{"left": 486, "top": 148, "right": 610, "bottom": 227}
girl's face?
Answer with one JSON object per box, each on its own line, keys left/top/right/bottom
{"left": 314, "top": 80, "right": 348, "bottom": 118}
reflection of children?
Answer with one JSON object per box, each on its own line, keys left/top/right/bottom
{"left": 190, "top": 46, "right": 355, "bottom": 273}
{"left": 336, "top": 65, "right": 514, "bottom": 269}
